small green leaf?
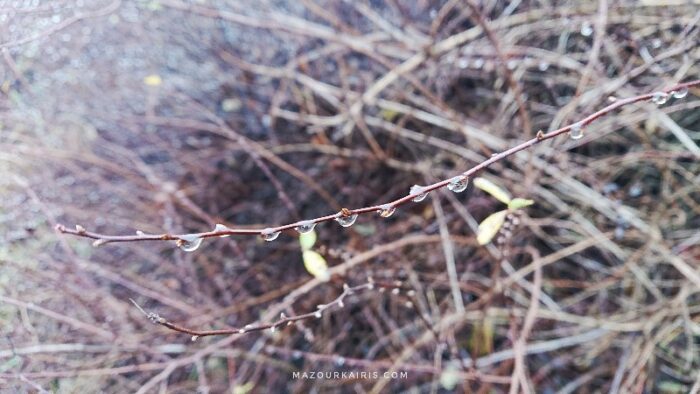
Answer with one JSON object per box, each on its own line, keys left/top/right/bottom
{"left": 508, "top": 198, "right": 534, "bottom": 210}
{"left": 657, "top": 381, "right": 687, "bottom": 394}
{"left": 233, "top": 382, "right": 255, "bottom": 394}
{"left": 303, "top": 250, "right": 330, "bottom": 281}
{"left": 477, "top": 210, "right": 508, "bottom": 245}
{"left": 299, "top": 230, "right": 317, "bottom": 251}
{"left": 380, "top": 108, "right": 399, "bottom": 122}
{"left": 143, "top": 74, "right": 162, "bottom": 86}
{"left": 439, "top": 363, "right": 462, "bottom": 390}
{"left": 473, "top": 177, "right": 511, "bottom": 204}
{"left": 469, "top": 318, "right": 495, "bottom": 356}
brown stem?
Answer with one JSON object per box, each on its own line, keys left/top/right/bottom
{"left": 130, "top": 280, "right": 410, "bottom": 338}
{"left": 56, "top": 80, "right": 700, "bottom": 245}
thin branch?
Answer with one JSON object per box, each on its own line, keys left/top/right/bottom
{"left": 55, "top": 80, "right": 699, "bottom": 246}
{"left": 464, "top": 0, "right": 533, "bottom": 138}
{"left": 130, "top": 280, "right": 412, "bottom": 338}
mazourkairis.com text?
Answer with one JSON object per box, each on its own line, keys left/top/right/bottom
{"left": 292, "top": 371, "right": 408, "bottom": 380}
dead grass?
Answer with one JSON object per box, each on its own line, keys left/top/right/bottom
{"left": 1, "top": 1, "right": 699, "bottom": 392}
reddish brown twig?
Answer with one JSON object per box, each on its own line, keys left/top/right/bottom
{"left": 55, "top": 80, "right": 699, "bottom": 246}
{"left": 130, "top": 279, "right": 414, "bottom": 338}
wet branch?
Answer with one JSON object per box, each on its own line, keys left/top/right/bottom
{"left": 130, "top": 279, "right": 416, "bottom": 338}
{"left": 55, "top": 80, "right": 699, "bottom": 246}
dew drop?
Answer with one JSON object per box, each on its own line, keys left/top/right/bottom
{"left": 671, "top": 87, "right": 688, "bottom": 99}
{"left": 651, "top": 91, "right": 669, "bottom": 105}
{"left": 135, "top": 230, "right": 145, "bottom": 236}
{"left": 447, "top": 176, "right": 469, "bottom": 193}
{"left": 392, "top": 288, "right": 400, "bottom": 295}
{"left": 178, "top": 235, "right": 203, "bottom": 252}
{"left": 614, "top": 226, "right": 625, "bottom": 240}
{"left": 338, "top": 300, "right": 345, "bottom": 308}
{"left": 147, "top": 312, "right": 162, "bottom": 324}
{"left": 410, "top": 185, "right": 428, "bottom": 202}
{"left": 238, "top": 328, "right": 245, "bottom": 333}
{"left": 377, "top": 204, "right": 396, "bottom": 218}
{"left": 335, "top": 356, "right": 346, "bottom": 367}
{"left": 270, "top": 326, "right": 276, "bottom": 333}
{"left": 629, "top": 183, "right": 643, "bottom": 198}
{"left": 191, "top": 335, "right": 199, "bottom": 342}
{"left": 538, "top": 60, "right": 550, "bottom": 71}
{"left": 261, "top": 228, "right": 280, "bottom": 241}
{"left": 457, "top": 58, "right": 469, "bottom": 69}
{"left": 569, "top": 123, "right": 584, "bottom": 140}
{"left": 294, "top": 220, "right": 316, "bottom": 234}
{"left": 580, "top": 21, "right": 593, "bottom": 37}
{"left": 314, "top": 311, "right": 322, "bottom": 318}
{"left": 214, "top": 223, "right": 231, "bottom": 237}
{"left": 335, "top": 214, "right": 358, "bottom": 227}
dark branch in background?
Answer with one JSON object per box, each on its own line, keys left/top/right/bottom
{"left": 130, "top": 279, "right": 417, "bottom": 338}
{"left": 55, "top": 80, "right": 699, "bottom": 246}
{"left": 464, "top": 0, "right": 533, "bottom": 138}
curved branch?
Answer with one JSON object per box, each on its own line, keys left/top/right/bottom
{"left": 130, "top": 280, "right": 412, "bottom": 338}
{"left": 55, "top": 80, "right": 699, "bottom": 245}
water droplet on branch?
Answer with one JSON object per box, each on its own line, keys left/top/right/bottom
{"left": 377, "top": 204, "right": 396, "bottom": 218}
{"left": 410, "top": 185, "right": 428, "bottom": 202}
{"left": 580, "top": 21, "right": 593, "bottom": 36}
{"left": 214, "top": 223, "right": 231, "bottom": 237}
{"left": 294, "top": 221, "right": 316, "bottom": 234}
{"left": 447, "top": 176, "right": 469, "bottom": 193}
{"left": 335, "top": 214, "right": 358, "bottom": 227}
{"left": 569, "top": 123, "right": 584, "bottom": 140}
{"left": 191, "top": 335, "right": 199, "bottom": 342}
{"left": 651, "top": 92, "right": 669, "bottom": 105}
{"left": 178, "top": 235, "right": 203, "bottom": 252}
{"left": 671, "top": 87, "right": 688, "bottom": 99}
{"left": 261, "top": 228, "right": 280, "bottom": 241}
